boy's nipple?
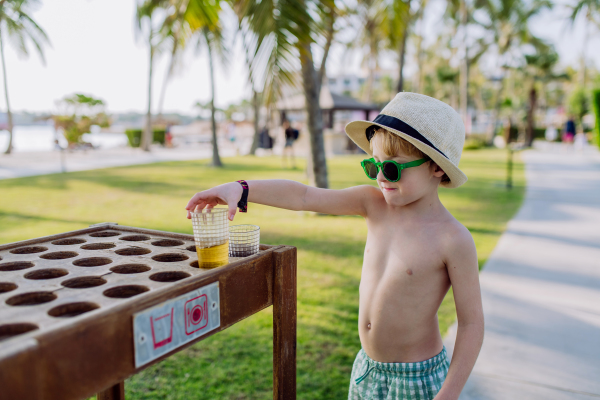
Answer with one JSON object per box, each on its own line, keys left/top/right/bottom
{"left": 406, "top": 268, "right": 413, "bottom": 275}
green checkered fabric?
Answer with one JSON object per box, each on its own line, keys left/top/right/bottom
{"left": 348, "top": 347, "right": 449, "bottom": 400}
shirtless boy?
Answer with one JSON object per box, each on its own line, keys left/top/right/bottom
{"left": 185, "top": 92, "right": 484, "bottom": 400}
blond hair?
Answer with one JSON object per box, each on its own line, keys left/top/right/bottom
{"left": 369, "top": 127, "right": 450, "bottom": 184}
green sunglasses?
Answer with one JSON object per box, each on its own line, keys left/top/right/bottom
{"left": 361, "top": 157, "right": 430, "bottom": 182}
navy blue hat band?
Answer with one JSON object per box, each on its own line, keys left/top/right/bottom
{"left": 366, "top": 114, "right": 449, "bottom": 159}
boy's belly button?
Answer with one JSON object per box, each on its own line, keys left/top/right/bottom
{"left": 367, "top": 323, "right": 371, "bottom": 329}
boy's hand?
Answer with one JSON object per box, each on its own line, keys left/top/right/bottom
{"left": 185, "top": 182, "right": 243, "bottom": 221}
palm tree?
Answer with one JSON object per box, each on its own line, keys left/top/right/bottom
{"left": 249, "top": 89, "right": 261, "bottom": 155}
{"left": 474, "top": 0, "right": 552, "bottom": 139}
{"left": 156, "top": 6, "right": 187, "bottom": 118}
{"left": 150, "top": 0, "right": 224, "bottom": 165}
{"left": 522, "top": 48, "right": 568, "bottom": 146}
{"left": 567, "top": 0, "right": 600, "bottom": 86}
{"left": 0, "top": 0, "right": 49, "bottom": 154}
{"left": 135, "top": 1, "right": 167, "bottom": 152}
{"left": 352, "top": 0, "right": 388, "bottom": 102}
{"left": 201, "top": 26, "right": 226, "bottom": 167}
{"left": 233, "top": 0, "right": 337, "bottom": 188}
{"left": 381, "top": 0, "right": 410, "bottom": 93}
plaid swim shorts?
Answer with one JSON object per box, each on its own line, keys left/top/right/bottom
{"left": 348, "top": 347, "right": 450, "bottom": 400}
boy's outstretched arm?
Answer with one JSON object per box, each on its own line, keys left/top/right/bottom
{"left": 435, "top": 227, "right": 484, "bottom": 400}
{"left": 185, "top": 180, "right": 375, "bottom": 221}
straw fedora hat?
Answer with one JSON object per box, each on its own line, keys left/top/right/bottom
{"left": 345, "top": 92, "right": 468, "bottom": 188}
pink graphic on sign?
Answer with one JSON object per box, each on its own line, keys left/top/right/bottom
{"left": 184, "top": 294, "right": 208, "bottom": 335}
{"left": 150, "top": 308, "right": 174, "bottom": 349}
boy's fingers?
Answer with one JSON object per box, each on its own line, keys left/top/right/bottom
{"left": 228, "top": 203, "right": 237, "bottom": 221}
{"left": 186, "top": 192, "right": 211, "bottom": 210}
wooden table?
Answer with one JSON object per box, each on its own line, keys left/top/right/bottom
{"left": 0, "top": 223, "right": 297, "bottom": 400}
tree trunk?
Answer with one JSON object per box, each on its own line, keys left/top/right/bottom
{"left": 157, "top": 68, "right": 169, "bottom": 119}
{"left": 459, "top": 0, "right": 469, "bottom": 129}
{"left": 396, "top": 18, "right": 409, "bottom": 93}
{"left": 299, "top": 41, "right": 328, "bottom": 188}
{"left": 1, "top": 28, "right": 13, "bottom": 155}
{"left": 487, "top": 82, "right": 505, "bottom": 142}
{"left": 157, "top": 33, "right": 180, "bottom": 119}
{"left": 580, "top": 15, "right": 589, "bottom": 87}
{"left": 525, "top": 84, "right": 537, "bottom": 147}
{"left": 249, "top": 89, "right": 260, "bottom": 155}
{"left": 142, "top": 31, "right": 153, "bottom": 152}
{"left": 318, "top": 10, "right": 335, "bottom": 95}
{"left": 364, "top": 36, "right": 376, "bottom": 102}
{"left": 207, "top": 41, "right": 222, "bottom": 167}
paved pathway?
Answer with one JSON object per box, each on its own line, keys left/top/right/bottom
{"left": 0, "top": 144, "right": 238, "bottom": 180}
{"left": 445, "top": 142, "right": 600, "bottom": 399}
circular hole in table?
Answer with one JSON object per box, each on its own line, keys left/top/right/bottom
{"left": 24, "top": 268, "right": 68, "bottom": 280}
{"left": 51, "top": 238, "right": 86, "bottom": 245}
{"left": 48, "top": 302, "right": 100, "bottom": 318}
{"left": 0, "top": 261, "right": 35, "bottom": 272}
{"left": 39, "top": 251, "right": 79, "bottom": 260}
{"left": 119, "top": 235, "right": 151, "bottom": 242}
{"left": 149, "top": 271, "right": 191, "bottom": 282}
{"left": 115, "top": 247, "right": 151, "bottom": 256}
{"left": 80, "top": 243, "right": 115, "bottom": 250}
{"left": 186, "top": 245, "right": 197, "bottom": 252}
{"left": 0, "top": 323, "right": 39, "bottom": 341}
{"left": 110, "top": 264, "right": 151, "bottom": 274}
{"left": 103, "top": 285, "right": 149, "bottom": 299}
{"left": 151, "top": 239, "right": 185, "bottom": 247}
{"left": 6, "top": 291, "right": 57, "bottom": 306}
{"left": 73, "top": 257, "right": 112, "bottom": 267}
{"left": 61, "top": 276, "right": 107, "bottom": 289}
{"left": 90, "top": 231, "right": 121, "bottom": 237}
{"left": 189, "top": 260, "right": 199, "bottom": 268}
{"left": 9, "top": 246, "right": 48, "bottom": 255}
{"left": 151, "top": 253, "right": 189, "bottom": 263}
{"left": 0, "top": 282, "right": 17, "bottom": 293}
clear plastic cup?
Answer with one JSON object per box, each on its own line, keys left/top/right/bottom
{"left": 229, "top": 225, "right": 260, "bottom": 258}
{"left": 191, "top": 208, "right": 229, "bottom": 268}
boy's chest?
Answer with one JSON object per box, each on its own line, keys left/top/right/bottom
{"left": 362, "top": 223, "right": 447, "bottom": 285}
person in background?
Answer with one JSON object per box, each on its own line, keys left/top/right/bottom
{"left": 259, "top": 125, "right": 273, "bottom": 155}
{"left": 564, "top": 117, "right": 576, "bottom": 143}
{"left": 282, "top": 119, "right": 297, "bottom": 169}
{"left": 165, "top": 124, "right": 173, "bottom": 148}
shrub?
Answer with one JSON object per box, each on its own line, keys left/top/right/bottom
{"left": 125, "top": 128, "right": 166, "bottom": 148}
{"left": 592, "top": 89, "right": 600, "bottom": 149}
{"left": 464, "top": 137, "right": 487, "bottom": 150}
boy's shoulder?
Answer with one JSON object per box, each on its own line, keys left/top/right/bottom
{"left": 437, "top": 213, "right": 476, "bottom": 263}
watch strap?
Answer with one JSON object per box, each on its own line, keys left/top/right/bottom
{"left": 236, "top": 180, "right": 249, "bottom": 213}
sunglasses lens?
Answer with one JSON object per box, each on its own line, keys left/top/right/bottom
{"left": 364, "top": 161, "right": 378, "bottom": 179}
{"left": 383, "top": 162, "right": 399, "bottom": 181}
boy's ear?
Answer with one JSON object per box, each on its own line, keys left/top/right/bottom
{"left": 431, "top": 162, "right": 446, "bottom": 178}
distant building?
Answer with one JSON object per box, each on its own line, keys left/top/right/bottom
{"left": 328, "top": 75, "right": 365, "bottom": 96}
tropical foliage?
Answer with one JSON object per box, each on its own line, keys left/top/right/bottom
{"left": 51, "top": 93, "right": 110, "bottom": 145}
{"left": 0, "top": 0, "right": 49, "bottom": 154}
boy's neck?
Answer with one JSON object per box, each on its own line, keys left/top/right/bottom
{"left": 391, "top": 188, "right": 446, "bottom": 220}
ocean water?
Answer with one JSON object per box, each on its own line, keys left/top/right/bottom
{"left": 0, "top": 125, "right": 128, "bottom": 152}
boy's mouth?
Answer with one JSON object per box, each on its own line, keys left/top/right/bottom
{"left": 381, "top": 187, "right": 398, "bottom": 192}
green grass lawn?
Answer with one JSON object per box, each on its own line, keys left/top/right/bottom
{"left": 0, "top": 148, "right": 525, "bottom": 400}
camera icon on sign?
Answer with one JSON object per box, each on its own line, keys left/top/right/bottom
{"left": 184, "top": 294, "right": 209, "bottom": 335}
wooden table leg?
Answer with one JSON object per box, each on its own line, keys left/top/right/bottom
{"left": 273, "top": 246, "right": 297, "bottom": 400}
{"left": 97, "top": 381, "right": 125, "bottom": 400}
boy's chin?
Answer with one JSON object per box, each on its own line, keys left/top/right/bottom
{"left": 382, "top": 190, "right": 412, "bottom": 207}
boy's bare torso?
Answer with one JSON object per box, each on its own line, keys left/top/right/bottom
{"left": 359, "top": 192, "right": 457, "bottom": 363}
